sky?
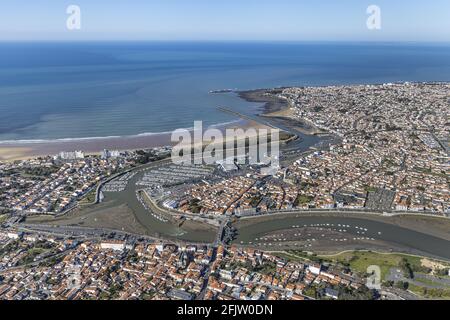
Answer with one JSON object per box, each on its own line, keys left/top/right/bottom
{"left": 0, "top": 0, "right": 449, "bottom": 42}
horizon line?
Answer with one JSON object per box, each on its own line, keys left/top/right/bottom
{"left": 1, "top": 39, "right": 450, "bottom": 44}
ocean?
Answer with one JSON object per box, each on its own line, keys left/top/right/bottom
{"left": 0, "top": 41, "right": 449, "bottom": 141}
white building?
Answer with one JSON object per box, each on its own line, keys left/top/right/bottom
{"left": 100, "top": 241, "right": 126, "bottom": 251}
{"left": 101, "top": 149, "right": 121, "bottom": 159}
{"left": 58, "top": 150, "right": 85, "bottom": 160}
{"left": 7, "top": 232, "right": 20, "bottom": 240}
{"left": 308, "top": 264, "right": 322, "bottom": 275}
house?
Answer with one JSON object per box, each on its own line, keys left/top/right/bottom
{"left": 325, "top": 288, "right": 339, "bottom": 300}
{"left": 308, "top": 263, "right": 322, "bottom": 275}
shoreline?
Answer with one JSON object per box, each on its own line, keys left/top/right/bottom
{"left": 238, "top": 88, "right": 326, "bottom": 136}
{"left": 238, "top": 88, "right": 288, "bottom": 114}
{"left": 232, "top": 211, "right": 450, "bottom": 261}
{"left": 0, "top": 118, "right": 270, "bottom": 161}
{"left": 0, "top": 87, "right": 325, "bottom": 162}
{"left": 235, "top": 211, "right": 450, "bottom": 241}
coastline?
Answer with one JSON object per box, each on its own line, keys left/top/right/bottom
{"left": 238, "top": 88, "right": 288, "bottom": 114}
{"left": 0, "top": 118, "right": 270, "bottom": 161}
{"left": 238, "top": 88, "right": 326, "bottom": 136}
{"left": 0, "top": 87, "right": 323, "bottom": 162}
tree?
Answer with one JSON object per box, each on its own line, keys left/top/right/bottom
{"left": 399, "top": 258, "right": 414, "bottom": 279}
{"left": 395, "top": 281, "right": 409, "bottom": 290}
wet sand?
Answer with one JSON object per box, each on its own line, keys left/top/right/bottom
{"left": 239, "top": 88, "right": 325, "bottom": 136}
{"left": 1, "top": 87, "right": 318, "bottom": 161}
{"left": 233, "top": 212, "right": 450, "bottom": 260}
{"left": 238, "top": 88, "right": 288, "bottom": 114}
{"left": 26, "top": 202, "right": 150, "bottom": 236}
{"left": 26, "top": 198, "right": 218, "bottom": 242}
{"left": 0, "top": 119, "right": 270, "bottom": 161}
{"left": 237, "top": 212, "right": 450, "bottom": 241}
{"left": 0, "top": 132, "right": 173, "bottom": 161}
{"left": 0, "top": 147, "right": 33, "bottom": 161}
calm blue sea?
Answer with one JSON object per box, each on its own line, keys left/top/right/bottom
{"left": 0, "top": 41, "right": 449, "bottom": 141}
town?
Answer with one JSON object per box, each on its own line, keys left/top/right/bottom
{"left": 0, "top": 147, "right": 171, "bottom": 216}
{"left": 162, "top": 83, "right": 449, "bottom": 217}
{"left": 0, "top": 82, "right": 449, "bottom": 301}
{"left": 0, "top": 229, "right": 374, "bottom": 300}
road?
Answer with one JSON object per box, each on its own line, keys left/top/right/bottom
{"left": 197, "top": 216, "right": 230, "bottom": 300}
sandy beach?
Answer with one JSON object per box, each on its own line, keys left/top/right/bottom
{"left": 0, "top": 147, "right": 34, "bottom": 161}
{"left": 0, "top": 88, "right": 318, "bottom": 162}
{"left": 0, "top": 119, "right": 273, "bottom": 161}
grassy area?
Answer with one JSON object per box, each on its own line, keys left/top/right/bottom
{"left": 17, "top": 247, "right": 46, "bottom": 265}
{"left": 408, "top": 283, "right": 450, "bottom": 300}
{"left": 408, "top": 283, "right": 424, "bottom": 296}
{"left": 274, "top": 252, "right": 307, "bottom": 263}
{"left": 79, "top": 188, "right": 97, "bottom": 205}
{"left": 413, "top": 275, "right": 450, "bottom": 289}
{"left": 294, "top": 195, "right": 313, "bottom": 206}
{"left": 318, "top": 251, "right": 424, "bottom": 280}
{"left": 278, "top": 250, "right": 321, "bottom": 264}
{"left": 0, "top": 214, "right": 8, "bottom": 224}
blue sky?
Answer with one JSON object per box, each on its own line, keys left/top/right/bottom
{"left": 0, "top": 0, "right": 449, "bottom": 41}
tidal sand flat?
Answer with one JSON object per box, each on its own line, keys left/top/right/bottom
{"left": 0, "top": 147, "right": 33, "bottom": 161}
{"left": 0, "top": 119, "right": 269, "bottom": 160}
{"left": 233, "top": 213, "right": 450, "bottom": 260}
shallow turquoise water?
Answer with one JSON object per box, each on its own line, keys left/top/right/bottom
{"left": 0, "top": 41, "right": 449, "bottom": 141}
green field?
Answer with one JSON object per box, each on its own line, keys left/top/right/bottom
{"left": 318, "top": 251, "right": 424, "bottom": 280}
{"left": 284, "top": 250, "right": 450, "bottom": 299}
{"left": 79, "top": 188, "right": 97, "bottom": 205}
{"left": 408, "top": 283, "right": 450, "bottom": 299}
{"left": 18, "top": 248, "right": 47, "bottom": 265}
{"left": 0, "top": 214, "right": 8, "bottom": 224}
